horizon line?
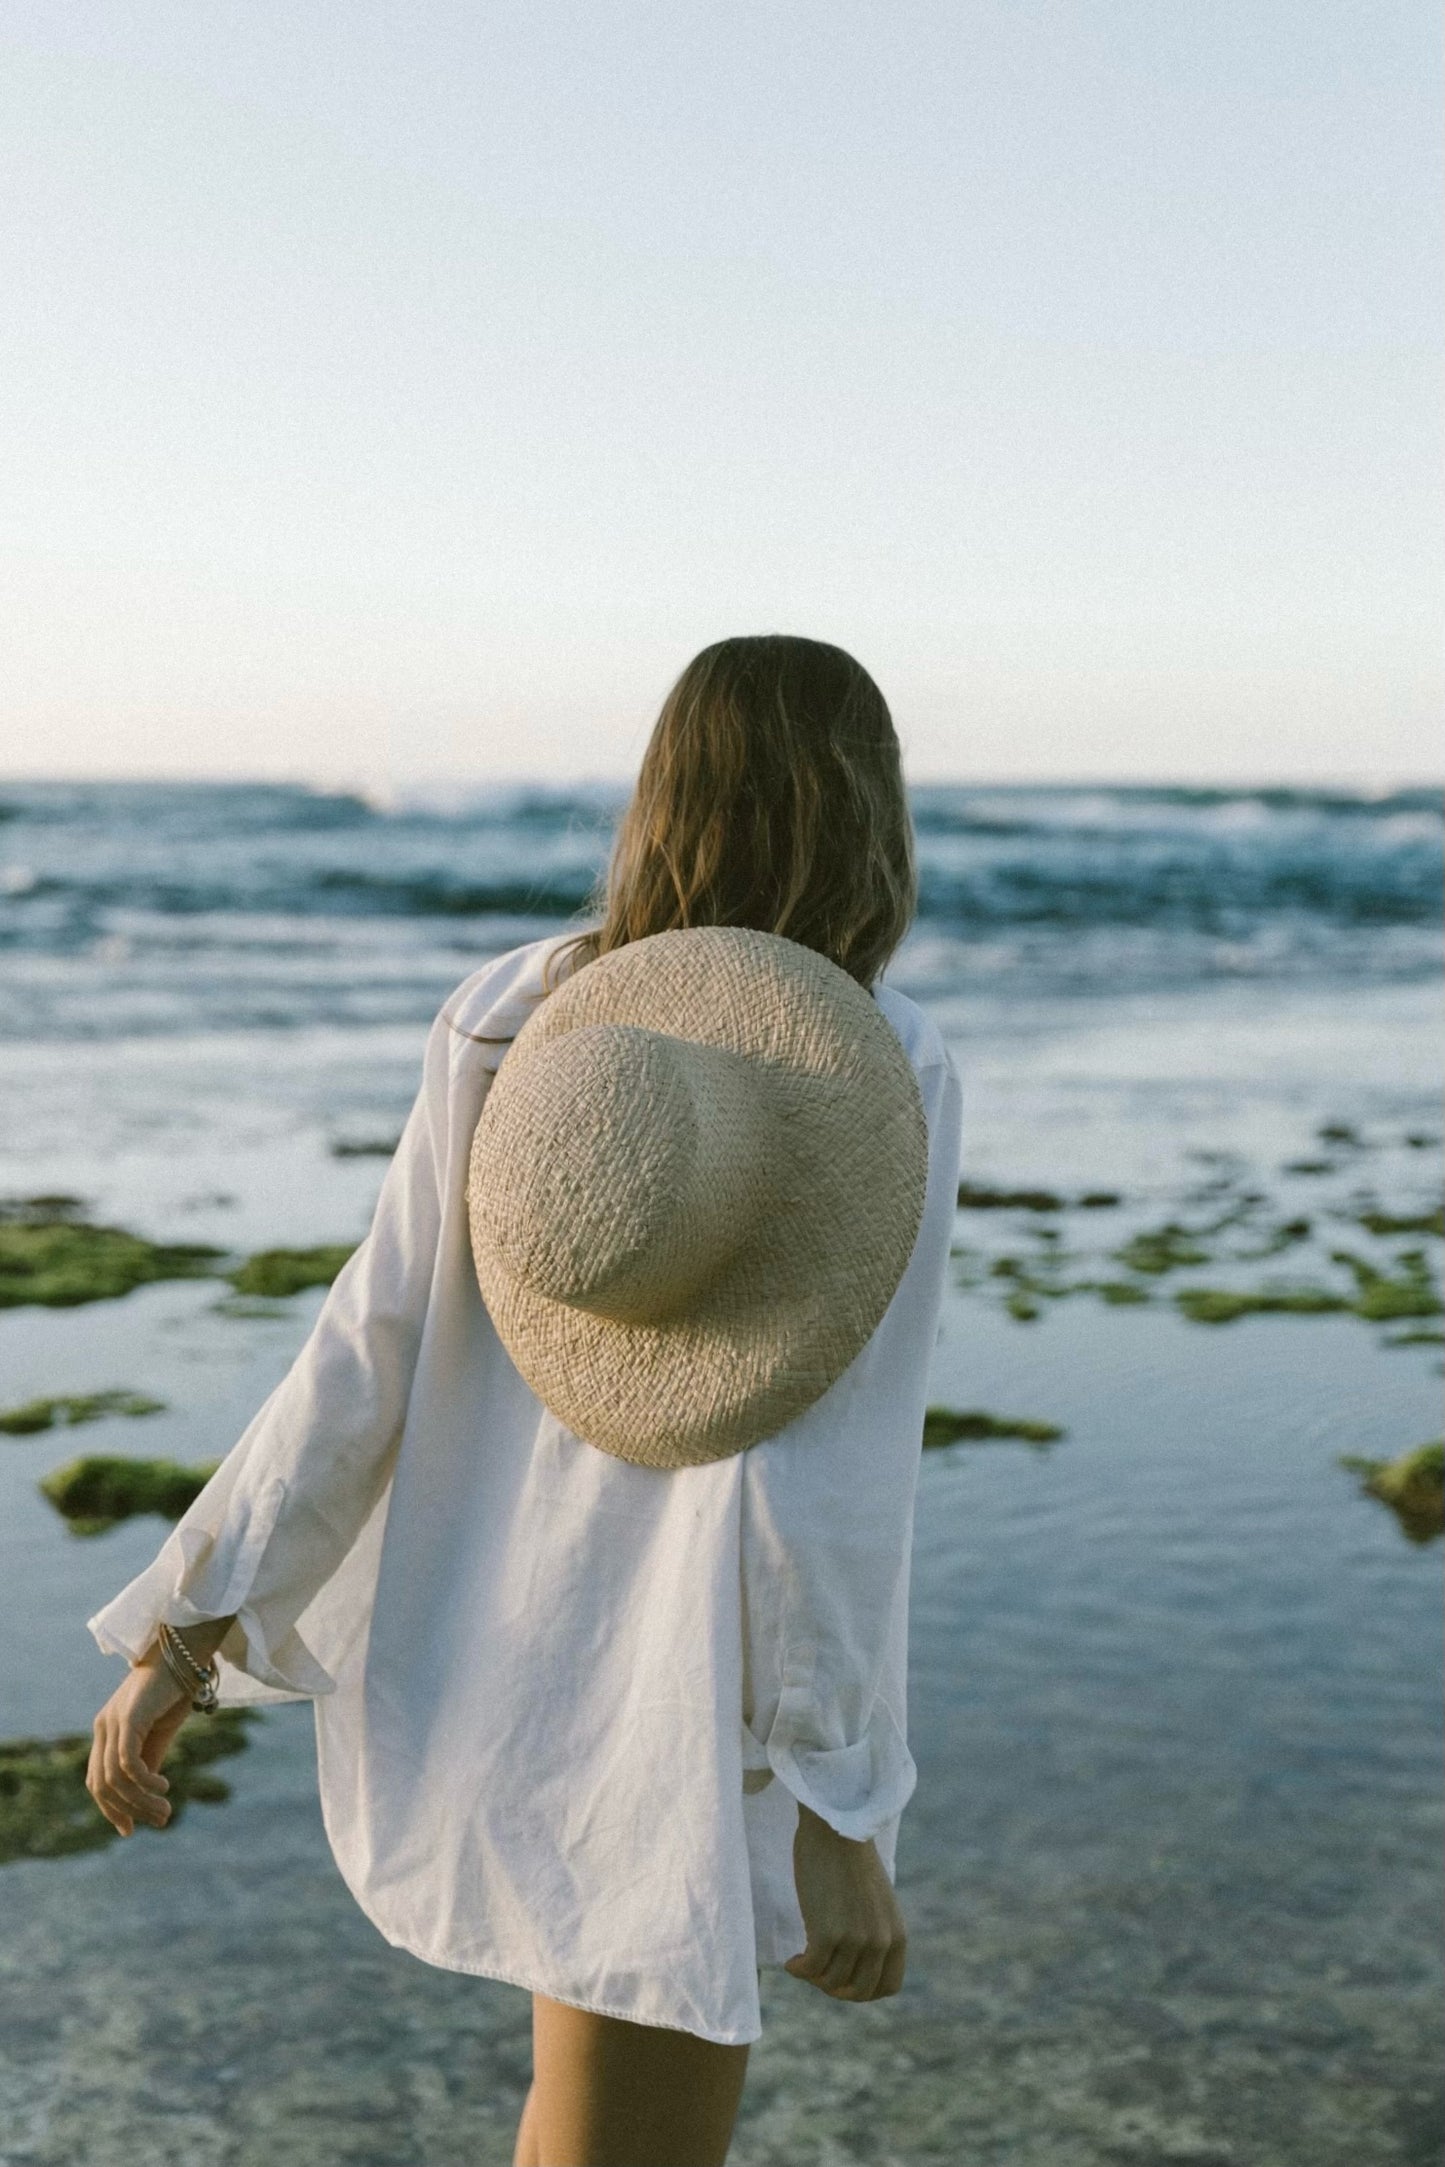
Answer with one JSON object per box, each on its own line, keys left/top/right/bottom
{"left": 3, "top": 770, "right": 1442, "bottom": 796}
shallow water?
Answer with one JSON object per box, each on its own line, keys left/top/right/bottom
{"left": 0, "top": 782, "right": 1441, "bottom": 2163}
{"left": 1, "top": 1302, "right": 1438, "bottom": 2164}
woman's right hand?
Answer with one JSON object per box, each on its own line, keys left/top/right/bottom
{"left": 783, "top": 1803, "right": 908, "bottom": 2002}
{"left": 87, "top": 1648, "right": 190, "bottom": 1836}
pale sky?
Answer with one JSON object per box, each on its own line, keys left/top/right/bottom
{"left": 1, "top": 2, "right": 1438, "bottom": 788}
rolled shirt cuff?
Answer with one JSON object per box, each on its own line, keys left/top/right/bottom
{"left": 86, "top": 1475, "right": 335, "bottom": 1703}
{"left": 760, "top": 1688, "right": 917, "bottom": 1844}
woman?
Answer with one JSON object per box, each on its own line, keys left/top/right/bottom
{"left": 85, "top": 634, "right": 964, "bottom": 2167}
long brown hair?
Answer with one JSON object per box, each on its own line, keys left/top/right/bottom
{"left": 545, "top": 634, "right": 916, "bottom": 995}
{"left": 446, "top": 632, "right": 914, "bottom": 1044}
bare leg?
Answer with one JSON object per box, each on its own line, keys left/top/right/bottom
{"left": 512, "top": 2080, "right": 540, "bottom": 2167}
{"left": 526, "top": 1991, "right": 750, "bottom": 2167}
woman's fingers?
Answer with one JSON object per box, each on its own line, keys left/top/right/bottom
{"left": 785, "top": 1927, "right": 905, "bottom": 2003}
{"left": 84, "top": 1660, "right": 191, "bottom": 1835}
{"left": 89, "top": 1763, "right": 134, "bottom": 1835}
{"left": 782, "top": 1937, "right": 826, "bottom": 1984}
{"left": 814, "top": 1935, "right": 865, "bottom": 1995}
{"left": 786, "top": 1933, "right": 879, "bottom": 1999}
{"left": 118, "top": 1734, "right": 169, "bottom": 1796}
{"left": 786, "top": 1934, "right": 837, "bottom": 1988}
{"left": 876, "top": 1934, "right": 907, "bottom": 1999}
{"left": 102, "top": 1732, "right": 162, "bottom": 1825}
{"left": 837, "top": 1942, "right": 888, "bottom": 2003}
{"left": 85, "top": 1730, "right": 129, "bottom": 1835}
{"left": 87, "top": 1720, "right": 130, "bottom": 1834}
{"left": 106, "top": 1728, "right": 169, "bottom": 1816}
{"left": 90, "top": 1713, "right": 170, "bottom": 1832}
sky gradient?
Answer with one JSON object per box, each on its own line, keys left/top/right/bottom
{"left": 2, "top": 2, "right": 1439, "bottom": 787}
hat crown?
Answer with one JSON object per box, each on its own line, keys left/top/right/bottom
{"left": 466, "top": 924, "right": 929, "bottom": 1468}
{"left": 471, "top": 1022, "right": 778, "bottom": 1325}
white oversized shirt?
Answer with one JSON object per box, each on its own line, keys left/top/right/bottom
{"left": 90, "top": 934, "right": 964, "bottom": 2044}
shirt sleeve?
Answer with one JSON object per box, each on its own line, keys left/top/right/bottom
{"left": 86, "top": 999, "right": 455, "bottom": 1699}
{"left": 739, "top": 1042, "right": 962, "bottom": 1843}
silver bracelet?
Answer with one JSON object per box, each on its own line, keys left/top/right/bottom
{"left": 157, "top": 1622, "right": 220, "bottom": 1715}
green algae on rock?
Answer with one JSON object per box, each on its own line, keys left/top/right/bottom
{"left": 0, "top": 1215, "right": 224, "bottom": 1310}
{"left": 0, "top": 1390, "right": 165, "bottom": 1437}
{"left": 39, "top": 1454, "right": 222, "bottom": 1535}
{"left": 1095, "top": 1279, "right": 1152, "bottom": 1305}
{"left": 1354, "top": 1206, "right": 1445, "bottom": 1239}
{"left": 1329, "top": 1247, "right": 1442, "bottom": 1322}
{"left": 225, "top": 1244, "right": 356, "bottom": 1298}
{"left": 1338, "top": 1441, "right": 1444, "bottom": 1544}
{"left": 957, "top": 1182, "right": 1123, "bottom": 1213}
{"left": 923, "top": 1407, "right": 1065, "bottom": 1447}
{"left": 0, "top": 1709, "right": 258, "bottom": 1866}
{"left": 988, "top": 1255, "right": 1070, "bottom": 1322}
{"left": 1114, "top": 1223, "right": 1213, "bottom": 1276}
{"left": 958, "top": 1181, "right": 1065, "bottom": 1212}
{"left": 1174, "top": 1286, "right": 1350, "bottom": 1325}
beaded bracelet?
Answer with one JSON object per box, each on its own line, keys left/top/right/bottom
{"left": 157, "top": 1622, "right": 220, "bottom": 1716}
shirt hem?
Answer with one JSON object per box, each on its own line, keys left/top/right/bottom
{"left": 317, "top": 1779, "right": 762, "bottom": 2045}
{"left": 366, "top": 1934, "right": 763, "bottom": 2046}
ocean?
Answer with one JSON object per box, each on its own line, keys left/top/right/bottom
{"left": 0, "top": 778, "right": 1441, "bottom": 2165}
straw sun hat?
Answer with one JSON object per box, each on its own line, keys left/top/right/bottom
{"left": 466, "top": 925, "right": 928, "bottom": 1469}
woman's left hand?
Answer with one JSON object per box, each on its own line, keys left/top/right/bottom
{"left": 86, "top": 1650, "right": 191, "bottom": 1836}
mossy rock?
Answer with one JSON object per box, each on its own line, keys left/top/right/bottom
{"left": 39, "top": 1455, "right": 222, "bottom": 1535}
{"left": 957, "top": 1183, "right": 1064, "bottom": 1212}
{"left": 0, "top": 1219, "right": 223, "bottom": 1310}
{"left": 0, "top": 1709, "right": 258, "bottom": 1866}
{"left": 0, "top": 1193, "right": 87, "bottom": 1221}
{"left": 1330, "top": 1247, "right": 1442, "bottom": 1322}
{"left": 1338, "top": 1441, "right": 1444, "bottom": 1544}
{"left": 1094, "top": 1279, "right": 1151, "bottom": 1306}
{"left": 923, "top": 1407, "right": 1065, "bottom": 1448}
{"left": 225, "top": 1244, "right": 356, "bottom": 1298}
{"left": 0, "top": 1390, "right": 165, "bottom": 1438}
{"left": 991, "top": 1256, "right": 1076, "bottom": 1297}
{"left": 1175, "top": 1286, "right": 1350, "bottom": 1325}
{"left": 1113, "top": 1223, "right": 1212, "bottom": 1276}
{"left": 1354, "top": 1208, "right": 1445, "bottom": 1240}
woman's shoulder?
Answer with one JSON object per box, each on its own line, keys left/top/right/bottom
{"left": 431, "top": 936, "right": 955, "bottom": 1084}
{"left": 871, "top": 979, "right": 954, "bottom": 1079}
{"left": 434, "top": 933, "right": 582, "bottom": 1047}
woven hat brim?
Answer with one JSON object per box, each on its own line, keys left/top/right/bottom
{"left": 468, "top": 927, "right": 928, "bottom": 1469}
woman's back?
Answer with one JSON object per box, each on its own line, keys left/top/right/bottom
{"left": 91, "top": 928, "right": 963, "bottom": 2043}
